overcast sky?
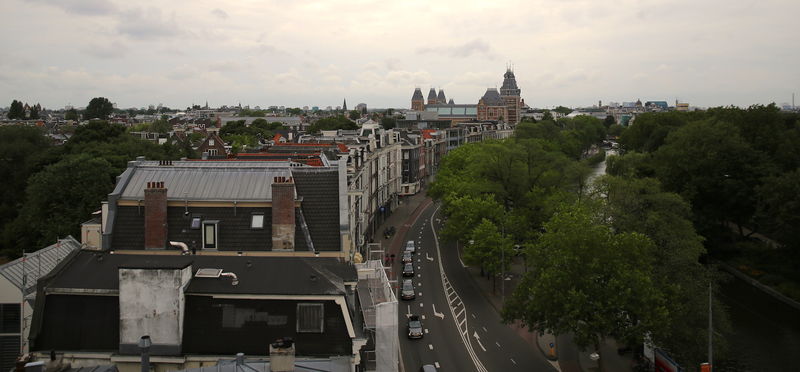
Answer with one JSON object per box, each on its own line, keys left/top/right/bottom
{"left": 1, "top": 0, "right": 798, "bottom": 110}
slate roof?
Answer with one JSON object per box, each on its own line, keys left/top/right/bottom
{"left": 437, "top": 89, "right": 446, "bottom": 103}
{"left": 411, "top": 88, "right": 424, "bottom": 101}
{"left": 480, "top": 88, "right": 504, "bottom": 106}
{"left": 427, "top": 88, "right": 437, "bottom": 100}
{"left": 118, "top": 161, "right": 294, "bottom": 202}
{"left": 47, "top": 250, "right": 356, "bottom": 296}
{"left": 0, "top": 236, "right": 81, "bottom": 295}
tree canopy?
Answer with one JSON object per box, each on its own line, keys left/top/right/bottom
{"left": 84, "top": 97, "right": 114, "bottom": 120}
{"left": 307, "top": 116, "right": 358, "bottom": 133}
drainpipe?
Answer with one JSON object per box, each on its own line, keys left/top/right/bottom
{"left": 138, "top": 335, "right": 151, "bottom": 372}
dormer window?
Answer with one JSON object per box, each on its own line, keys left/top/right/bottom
{"left": 209, "top": 139, "right": 215, "bottom": 146}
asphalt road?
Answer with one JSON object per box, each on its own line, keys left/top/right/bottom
{"left": 398, "top": 202, "right": 557, "bottom": 372}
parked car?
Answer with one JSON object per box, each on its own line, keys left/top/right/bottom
{"left": 405, "top": 240, "right": 416, "bottom": 254}
{"left": 402, "top": 251, "right": 413, "bottom": 264}
{"left": 419, "top": 365, "right": 436, "bottom": 372}
{"left": 402, "top": 263, "right": 414, "bottom": 277}
{"left": 407, "top": 314, "right": 423, "bottom": 339}
{"left": 401, "top": 279, "right": 415, "bottom": 300}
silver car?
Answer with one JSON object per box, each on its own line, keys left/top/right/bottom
{"left": 401, "top": 279, "right": 415, "bottom": 300}
{"left": 407, "top": 314, "right": 423, "bottom": 339}
{"left": 405, "top": 240, "right": 416, "bottom": 254}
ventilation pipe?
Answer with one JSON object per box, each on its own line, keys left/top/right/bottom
{"left": 169, "top": 241, "right": 190, "bottom": 255}
{"left": 220, "top": 272, "right": 239, "bottom": 286}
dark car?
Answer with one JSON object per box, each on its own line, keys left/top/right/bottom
{"left": 407, "top": 314, "right": 423, "bottom": 339}
{"left": 419, "top": 365, "right": 436, "bottom": 372}
{"left": 401, "top": 279, "right": 415, "bottom": 300}
{"left": 402, "top": 251, "right": 413, "bottom": 264}
{"left": 402, "top": 263, "right": 414, "bottom": 277}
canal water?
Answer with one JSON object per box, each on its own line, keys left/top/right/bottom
{"left": 588, "top": 149, "right": 800, "bottom": 371}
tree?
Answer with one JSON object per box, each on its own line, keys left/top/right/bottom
{"left": 64, "top": 108, "right": 79, "bottom": 121}
{"left": 8, "top": 154, "right": 116, "bottom": 255}
{"left": 307, "top": 116, "right": 358, "bottom": 133}
{"left": 29, "top": 104, "right": 41, "bottom": 120}
{"left": 348, "top": 110, "right": 361, "bottom": 121}
{"left": 652, "top": 119, "right": 770, "bottom": 234}
{"left": 603, "top": 115, "right": 616, "bottom": 128}
{"left": 84, "top": 97, "right": 114, "bottom": 120}
{"left": 503, "top": 203, "right": 668, "bottom": 351}
{"left": 553, "top": 106, "right": 572, "bottom": 115}
{"left": 7, "top": 100, "right": 24, "bottom": 119}
{"left": 381, "top": 117, "right": 396, "bottom": 129}
{"left": 756, "top": 170, "right": 800, "bottom": 251}
{"left": 150, "top": 119, "right": 172, "bottom": 134}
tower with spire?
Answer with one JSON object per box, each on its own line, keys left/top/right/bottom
{"left": 437, "top": 89, "right": 447, "bottom": 104}
{"left": 411, "top": 88, "right": 425, "bottom": 111}
{"left": 343, "top": 98, "right": 348, "bottom": 111}
{"left": 500, "top": 64, "right": 522, "bottom": 124}
{"left": 427, "top": 88, "right": 437, "bottom": 105}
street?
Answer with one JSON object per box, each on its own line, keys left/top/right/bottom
{"left": 396, "top": 201, "right": 557, "bottom": 371}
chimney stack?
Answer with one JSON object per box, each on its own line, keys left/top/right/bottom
{"left": 269, "top": 338, "right": 295, "bottom": 372}
{"left": 271, "top": 176, "right": 296, "bottom": 251}
{"left": 144, "top": 181, "right": 168, "bottom": 249}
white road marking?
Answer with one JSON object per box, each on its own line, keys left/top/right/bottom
{"left": 482, "top": 327, "right": 487, "bottom": 332}
{"left": 418, "top": 266, "right": 421, "bottom": 270}
{"left": 420, "top": 303, "right": 424, "bottom": 307}
{"left": 419, "top": 292, "right": 422, "bottom": 296}
{"left": 495, "top": 342, "right": 501, "bottom": 348}
{"left": 434, "top": 362, "right": 440, "bottom": 368}
{"left": 425, "top": 329, "right": 429, "bottom": 334}
{"left": 471, "top": 313, "right": 477, "bottom": 319}
{"left": 511, "top": 358, "right": 517, "bottom": 365}
{"left": 421, "top": 315, "right": 426, "bottom": 320}
{"left": 432, "top": 304, "right": 445, "bottom": 319}
{"left": 429, "top": 344, "right": 434, "bottom": 350}
{"left": 456, "top": 308, "right": 465, "bottom": 318}
{"left": 407, "top": 305, "right": 410, "bottom": 316}
{"left": 431, "top": 205, "right": 488, "bottom": 372}
{"left": 426, "top": 252, "right": 434, "bottom": 261}
{"left": 473, "top": 331, "right": 487, "bottom": 352}
{"left": 417, "top": 274, "right": 421, "bottom": 278}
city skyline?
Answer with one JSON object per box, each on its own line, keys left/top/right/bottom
{"left": 1, "top": 0, "right": 798, "bottom": 110}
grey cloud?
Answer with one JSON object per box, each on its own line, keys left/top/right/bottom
{"left": 416, "top": 39, "right": 494, "bottom": 58}
{"left": 211, "top": 8, "right": 228, "bottom": 19}
{"left": 117, "top": 8, "right": 181, "bottom": 40}
{"left": 28, "top": 0, "right": 117, "bottom": 16}
{"left": 79, "top": 42, "right": 127, "bottom": 59}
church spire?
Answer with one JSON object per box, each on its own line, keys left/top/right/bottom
{"left": 343, "top": 98, "right": 347, "bottom": 111}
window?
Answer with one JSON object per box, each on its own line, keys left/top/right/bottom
{"left": 296, "top": 303, "right": 324, "bottom": 333}
{"left": 209, "top": 139, "right": 215, "bottom": 146}
{"left": 0, "top": 304, "right": 20, "bottom": 333}
{"left": 203, "top": 221, "right": 219, "bottom": 249}
{"left": 251, "top": 214, "right": 264, "bottom": 229}
{"left": 190, "top": 217, "right": 201, "bottom": 229}
{"left": 209, "top": 149, "right": 218, "bottom": 156}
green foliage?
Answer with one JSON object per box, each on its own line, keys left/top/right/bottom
{"left": 652, "top": 119, "right": 769, "bottom": 232}
{"left": 503, "top": 203, "right": 668, "bottom": 349}
{"left": 553, "top": 105, "right": 573, "bottom": 115}
{"left": 381, "top": 117, "right": 396, "bottom": 129}
{"left": 756, "top": 169, "right": 800, "bottom": 250}
{"left": 603, "top": 115, "right": 616, "bottom": 128}
{"left": 11, "top": 154, "right": 116, "bottom": 251}
{"left": 286, "top": 107, "right": 304, "bottom": 116}
{"left": 307, "top": 116, "right": 358, "bottom": 133}
{"left": 219, "top": 119, "right": 282, "bottom": 146}
{"left": 7, "top": 100, "right": 24, "bottom": 119}
{"left": 84, "top": 97, "right": 114, "bottom": 120}
{"left": 464, "top": 219, "right": 514, "bottom": 279}
{"left": 0, "top": 126, "right": 51, "bottom": 231}
{"left": 348, "top": 110, "right": 361, "bottom": 121}
{"left": 64, "top": 108, "right": 79, "bottom": 121}
{"left": 238, "top": 109, "right": 266, "bottom": 117}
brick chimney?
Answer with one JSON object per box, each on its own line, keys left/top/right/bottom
{"left": 271, "top": 176, "right": 295, "bottom": 251}
{"left": 144, "top": 181, "right": 168, "bottom": 249}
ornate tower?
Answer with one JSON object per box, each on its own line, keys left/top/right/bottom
{"left": 427, "top": 88, "right": 437, "bottom": 105}
{"left": 499, "top": 67, "right": 522, "bottom": 124}
{"left": 411, "top": 88, "right": 425, "bottom": 111}
{"left": 437, "top": 89, "right": 447, "bottom": 104}
{"left": 343, "top": 98, "right": 348, "bottom": 111}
